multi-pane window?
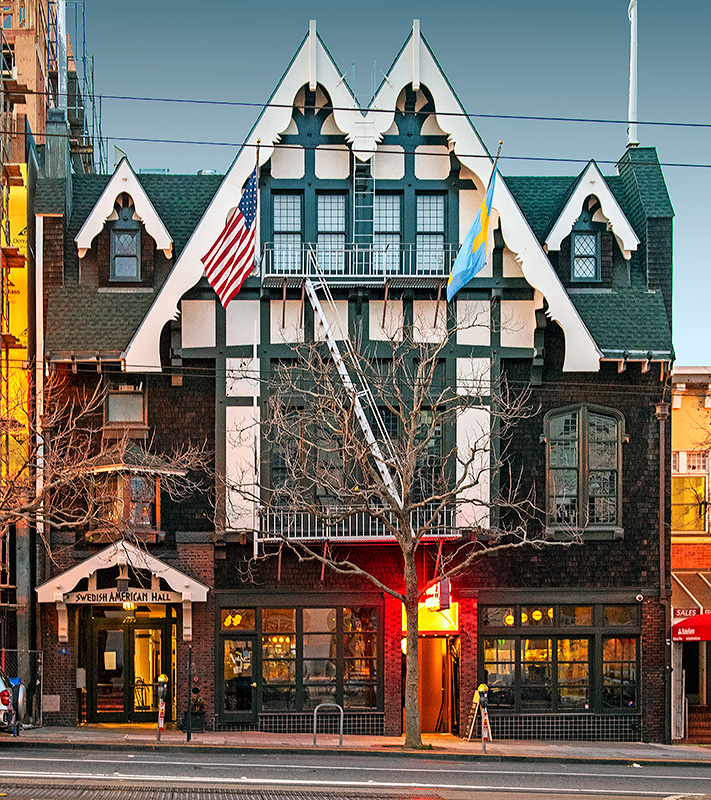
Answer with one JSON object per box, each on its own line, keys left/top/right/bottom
{"left": 414, "top": 410, "right": 443, "bottom": 502}
{"left": 261, "top": 608, "right": 297, "bottom": 709}
{"left": 374, "top": 195, "right": 401, "bottom": 273}
{"left": 672, "top": 451, "right": 709, "bottom": 533}
{"left": 416, "top": 194, "right": 445, "bottom": 273}
{"left": 343, "top": 607, "right": 378, "bottom": 708}
{"left": 480, "top": 604, "right": 639, "bottom": 713}
{"left": 273, "top": 194, "right": 302, "bottom": 273}
{"left": 111, "top": 230, "right": 140, "bottom": 280}
{"left": 219, "top": 606, "right": 381, "bottom": 716}
{"left": 303, "top": 608, "right": 337, "bottom": 710}
{"left": 602, "top": 638, "right": 637, "bottom": 708}
{"left": 546, "top": 405, "right": 623, "bottom": 530}
{"left": 317, "top": 194, "right": 346, "bottom": 273}
{"left": 571, "top": 232, "right": 599, "bottom": 280}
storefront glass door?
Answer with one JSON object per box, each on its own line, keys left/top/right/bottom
{"left": 223, "top": 636, "right": 257, "bottom": 720}
{"left": 89, "top": 612, "right": 173, "bottom": 723}
{"left": 96, "top": 627, "right": 125, "bottom": 715}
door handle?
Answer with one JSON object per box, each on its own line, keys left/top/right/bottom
{"left": 251, "top": 682, "right": 257, "bottom": 687}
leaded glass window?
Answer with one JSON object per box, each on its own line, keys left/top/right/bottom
{"left": 572, "top": 233, "right": 599, "bottom": 280}
{"left": 545, "top": 406, "right": 623, "bottom": 530}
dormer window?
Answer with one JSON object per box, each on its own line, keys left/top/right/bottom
{"left": 570, "top": 197, "right": 603, "bottom": 282}
{"left": 110, "top": 195, "right": 141, "bottom": 281}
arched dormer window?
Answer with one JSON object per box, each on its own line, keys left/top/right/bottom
{"left": 570, "top": 196, "right": 604, "bottom": 282}
{"left": 544, "top": 404, "right": 626, "bottom": 536}
{"left": 110, "top": 193, "right": 141, "bottom": 281}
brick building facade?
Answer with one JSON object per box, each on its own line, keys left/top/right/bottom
{"left": 32, "top": 23, "right": 673, "bottom": 741}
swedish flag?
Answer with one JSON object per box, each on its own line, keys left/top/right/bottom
{"left": 447, "top": 169, "right": 497, "bottom": 302}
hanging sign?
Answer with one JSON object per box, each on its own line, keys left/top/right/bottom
{"left": 424, "top": 578, "right": 450, "bottom": 611}
{"left": 63, "top": 587, "right": 182, "bottom": 604}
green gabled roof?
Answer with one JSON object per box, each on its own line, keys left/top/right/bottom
{"left": 505, "top": 170, "right": 637, "bottom": 245}
{"left": 41, "top": 172, "right": 223, "bottom": 357}
{"left": 568, "top": 272, "right": 673, "bottom": 355}
{"left": 64, "top": 173, "right": 224, "bottom": 259}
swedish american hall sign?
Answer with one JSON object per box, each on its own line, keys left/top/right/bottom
{"left": 64, "top": 587, "right": 183, "bottom": 604}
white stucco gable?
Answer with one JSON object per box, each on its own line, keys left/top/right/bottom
{"left": 545, "top": 161, "right": 639, "bottom": 259}
{"left": 122, "top": 20, "right": 602, "bottom": 374}
{"left": 75, "top": 157, "right": 173, "bottom": 259}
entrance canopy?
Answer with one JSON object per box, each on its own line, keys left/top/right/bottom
{"left": 36, "top": 541, "right": 209, "bottom": 643}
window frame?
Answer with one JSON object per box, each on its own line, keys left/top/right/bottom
{"left": 217, "top": 604, "right": 384, "bottom": 719}
{"left": 272, "top": 192, "right": 303, "bottom": 273}
{"left": 479, "top": 603, "right": 640, "bottom": 715}
{"left": 415, "top": 192, "right": 446, "bottom": 274}
{"left": 543, "top": 404, "right": 626, "bottom": 537}
{"left": 109, "top": 204, "right": 142, "bottom": 282}
{"left": 672, "top": 450, "right": 709, "bottom": 534}
{"left": 569, "top": 196, "right": 604, "bottom": 283}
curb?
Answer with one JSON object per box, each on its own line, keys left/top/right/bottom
{"left": 5, "top": 737, "right": 711, "bottom": 769}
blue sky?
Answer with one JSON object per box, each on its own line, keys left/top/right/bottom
{"left": 84, "top": 0, "right": 709, "bottom": 365}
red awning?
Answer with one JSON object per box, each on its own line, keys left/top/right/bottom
{"left": 672, "top": 613, "right": 711, "bottom": 642}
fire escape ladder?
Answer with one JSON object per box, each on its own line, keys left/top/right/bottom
{"left": 304, "top": 251, "right": 402, "bottom": 511}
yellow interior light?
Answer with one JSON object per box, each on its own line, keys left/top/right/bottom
{"left": 504, "top": 614, "right": 515, "bottom": 626}
{"left": 532, "top": 609, "right": 543, "bottom": 621}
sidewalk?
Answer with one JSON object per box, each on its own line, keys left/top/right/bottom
{"left": 5, "top": 724, "right": 711, "bottom": 767}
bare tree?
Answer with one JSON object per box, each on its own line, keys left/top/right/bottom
{"left": 0, "top": 370, "right": 209, "bottom": 558}
{"left": 230, "top": 304, "right": 576, "bottom": 749}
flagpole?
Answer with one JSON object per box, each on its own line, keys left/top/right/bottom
{"left": 487, "top": 140, "right": 503, "bottom": 193}
{"left": 252, "top": 138, "right": 261, "bottom": 559}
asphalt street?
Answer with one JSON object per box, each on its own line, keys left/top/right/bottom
{"left": 0, "top": 747, "right": 709, "bottom": 799}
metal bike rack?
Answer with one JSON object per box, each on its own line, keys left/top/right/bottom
{"left": 312, "top": 702, "right": 344, "bottom": 746}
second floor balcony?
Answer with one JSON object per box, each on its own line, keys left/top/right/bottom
{"left": 261, "top": 242, "right": 459, "bottom": 287}
{"left": 259, "top": 504, "right": 458, "bottom": 544}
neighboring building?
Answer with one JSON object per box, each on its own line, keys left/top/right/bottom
{"left": 670, "top": 366, "right": 711, "bottom": 741}
{"left": 0, "top": 0, "right": 99, "bottom": 663}
{"left": 33, "top": 23, "right": 674, "bottom": 740}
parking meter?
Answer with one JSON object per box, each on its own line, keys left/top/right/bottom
{"left": 477, "top": 683, "right": 491, "bottom": 751}
{"left": 156, "top": 674, "right": 169, "bottom": 741}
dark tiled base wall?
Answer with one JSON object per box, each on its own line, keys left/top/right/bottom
{"left": 472, "top": 713, "right": 643, "bottom": 741}
{"left": 215, "top": 712, "right": 385, "bottom": 735}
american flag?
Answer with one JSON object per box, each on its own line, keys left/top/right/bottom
{"left": 202, "top": 167, "right": 258, "bottom": 307}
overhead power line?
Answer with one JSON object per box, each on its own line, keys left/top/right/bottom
{"left": 17, "top": 128, "right": 711, "bottom": 171}
{"left": 22, "top": 88, "right": 711, "bottom": 130}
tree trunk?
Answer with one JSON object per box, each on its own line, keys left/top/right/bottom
{"left": 403, "top": 550, "right": 423, "bottom": 748}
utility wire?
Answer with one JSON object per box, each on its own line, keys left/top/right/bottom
{"left": 15, "top": 128, "right": 711, "bottom": 170}
{"left": 22, "top": 88, "right": 711, "bottom": 130}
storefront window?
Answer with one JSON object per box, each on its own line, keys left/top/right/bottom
{"left": 303, "top": 608, "right": 337, "bottom": 711}
{"left": 557, "top": 638, "right": 589, "bottom": 708}
{"left": 522, "top": 638, "right": 553, "bottom": 708}
{"left": 478, "top": 604, "right": 638, "bottom": 714}
{"left": 521, "top": 606, "right": 554, "bottom": 626}
{"left": 483, "top": 638, "right": 515, "bottom": 707}
{"left": 602, "top": 637, "right": 637, "bottom": 709}
{"left": 219, "top": 605, "right": 381, "bottom": 716}
{"left": 560, "top": 606, "right": 592, "bottom": 626}
{"left": 221, "top": 608, "right": 255, "bottom": 631}
{"left": 262, "top": 609, "right": 297, "bottom": 709}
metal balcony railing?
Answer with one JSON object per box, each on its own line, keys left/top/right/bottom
{"left": 260, "top": 504, "right": 458, "bottom": 543}
{"left": 261, "top": 242, "right": 459, "bottom": 282}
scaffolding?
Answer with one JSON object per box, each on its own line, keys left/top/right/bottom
{"left": 47, "top": 0, "right": 105, "bottom": 172}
